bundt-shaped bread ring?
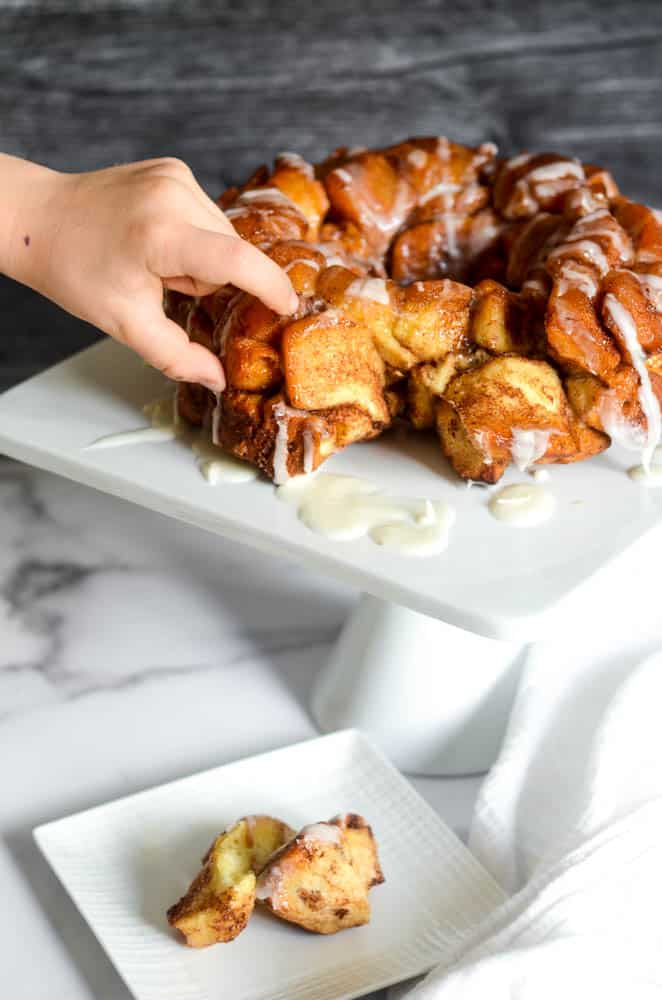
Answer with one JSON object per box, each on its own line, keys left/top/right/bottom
{"left": 167, "top": 138, "right": 662, "bottom": 484}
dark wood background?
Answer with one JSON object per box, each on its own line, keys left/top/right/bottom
{"left": 3, "top": 0, "right": 662, "bottom": 391}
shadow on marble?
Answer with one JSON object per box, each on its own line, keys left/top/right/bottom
{"left": 4, "top": 826, "right": 132, "bottom": 999}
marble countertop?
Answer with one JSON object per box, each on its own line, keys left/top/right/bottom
{"left": 0, "top": 455, "right": 479, "bottom": 1000}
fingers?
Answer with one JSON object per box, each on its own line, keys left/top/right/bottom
{"left": 119, "top": 304, "right": 226, "bottom": 392}
{"left": 149, "top": 224, "right": 299, "bottom": 315}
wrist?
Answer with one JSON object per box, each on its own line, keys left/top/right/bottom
{"left": 0, "top": 154, "right": 74, "bottom": 289}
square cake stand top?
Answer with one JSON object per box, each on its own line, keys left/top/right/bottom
{"left": 1, "top": 339, "right": 660, "bottom": 641}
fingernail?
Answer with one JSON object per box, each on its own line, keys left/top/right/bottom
{"left": 202, "top": 374, "right": 226, "bottom": 394}
{"left": 288, "top": 290, "right": 299, "bottom": 313}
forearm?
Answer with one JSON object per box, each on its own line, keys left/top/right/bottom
{"left": 0, "top": 153, "right": 70, "bottom": 289}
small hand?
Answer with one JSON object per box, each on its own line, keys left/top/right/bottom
{"left": 2, "top": 155, "right": 299, "bottom": 391}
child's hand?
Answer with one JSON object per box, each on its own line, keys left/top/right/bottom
{"left": 1, "top": 155, "right": 299, "bottom": 391}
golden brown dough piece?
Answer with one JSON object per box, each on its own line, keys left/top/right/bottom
{"left": 255, "top": 816, "right": 384, "bottom": 935}
{"left": 330, "top": 813, "right": 385, "bottom": 890}
{"left": 166, "top": 138, "right": 662, "bottom": 485}
{"left": 167, "top": 815, "right": 294, "bottom": 947}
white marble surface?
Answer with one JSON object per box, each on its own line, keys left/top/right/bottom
{"left": 0, "top": 455, "right": 480, "bottom": 1000}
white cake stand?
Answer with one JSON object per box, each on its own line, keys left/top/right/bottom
{"left": 1, "top": 341, "right": 661, "bottom": 775}
{"left": 310, "top": 596, "right": 527, "bottom": 774}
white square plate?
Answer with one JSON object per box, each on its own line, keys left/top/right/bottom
{"left": 34, "top": 730, "right": 505, "bottom": 1000}
{"left": 2, "top": 340, "right": 661, "bottom": 637}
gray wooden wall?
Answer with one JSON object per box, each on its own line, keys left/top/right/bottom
{"left": 3, "top": 0, "right": 662, "bottom": 390}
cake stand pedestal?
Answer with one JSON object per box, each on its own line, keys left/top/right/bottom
{"left": 2, "top": 343, "right": 660, "bottom": 779}
{"left": 311, "top": 594, "right": 526, "bottom": 775}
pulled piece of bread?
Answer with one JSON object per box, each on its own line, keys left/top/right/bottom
{"left": 255, "top": 814, "right": 383, "bottom": 934}
{"left": 167, "top": 815, "right": 294, "bottom": 947}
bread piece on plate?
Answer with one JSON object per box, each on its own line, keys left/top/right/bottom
{"left": 256, "top": 817, "right": 382, "bottom": 934}
{"left": 167, "top": 815, "right": 294, "bottom": 947}
{"left": 330, "top": 813, "right": 385, "bottom": 890}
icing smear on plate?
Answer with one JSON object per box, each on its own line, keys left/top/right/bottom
{"left": 628, "top": 445, "right": 662, "bottom": 487}
{"left": 277, "top": 473, "right": 455, "bottom": 556}
{"left": 84, "top": 395, "right": 258, "bottom": 484}
{"left": 488, "top": 482, "right": 556, "bottom": 526}
{"left": 84, "top": 398, "right": 456, "bottom": 556}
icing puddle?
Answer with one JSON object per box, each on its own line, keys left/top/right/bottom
{"left": 85, "top": 396, "right": 258, "bottom": 484}
{"left": 84, "top": 397, "right": 455, "bottom": 556}
{"left": 84, "top": 396, "right": 579, "bottom": 548}
{"left": 629, "top": 446, "right": 662, "bottom": 487}
{"left": 488, "top": 482, "right": 556, "bottom": 526}
{"left": 277, "top": 473, "right": 455, "bottom": 556}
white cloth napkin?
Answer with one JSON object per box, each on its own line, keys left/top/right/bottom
{"left": 390, "top": 636, "right": 662, "bottom": 999}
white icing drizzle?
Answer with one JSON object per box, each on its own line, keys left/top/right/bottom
{"left": 604, "top": 293, "right": 662, "bottom": 471}
{"left": 303, "top": 429, "right": 314, "bottom": 475}
{"left": 522, "top": 275, "right": 548, "bottom": 296}
{"left": 629, "top": 445, "right": 662, "bottom": 485}
{"left": 548, "top": 209, "right": 631, "bottom": 277}
{"left": 85, "top": 394, "right": 258, "bottom": 485}
{"left": 531, "top": 467, "right": 551, "bottom": 483}
{"left": 599, "top": 392, "right": 647, "bottom": 452}
{"left": 332, "top": 167, "right": 353, "bottom": 185}
{"left": 277, "top": 473, "right": 455, "bottom": 556}
{"left": 566, "top": 187, "right": 603, "bottom": 216}
{"left": 635, "top": 272, "right": 662, "bottom": 311}
{"left": 224, "top": 185, "right": 306, "bottom": 223}
{"left": 556, "top": 261, "right": 600, "bottom": 299}
{"left": 217, "top": 290, "right": 245, "bottom": 356}
{"left": 510, "top": 428, "right": 552, "bottom": 471}
{"left": 478, "top": 141, "right": 498, "bottom": 159}
{"left": 455, "top": 181, "right": 485, "bottom": 213}
{"left": 255, "top": 864, "right": 286, "bottom": 905}
{"left": 436, "top": 137, "right": 459, "bottom": 258}
{"left": 85, "top": 397, "right": 177, "bottom": 450}
{"left": 276, "top": 151, "right": 314, "bottom": 177}
{"left": 371, "top": 499, "right": 455, "bottom": 555}
{"left": 629, "top": 465, "right": 662, "bottom": 486}
{"left": 488, "top": 482, "right": 556, "bottom": 526}
{"left": 505, "top": 152, "right": 534, "bottom": 172}
{"left": 272, "top": 401, "right": 310, "bottom": 485}
{"left": 346, "top": 276, "right": 391, "bottom": 306}
{"left": 549, "top": 237, "right": 609, "bottom": 275}
{"left": 407, "top": 148, "right": 428, "bottom": 168}
{"left": 636, "top": 249, "right": 661, "bottom": 264}
{"left": 333, "top": 162, "right": 407, "bottom": 237}
{"left": 283, "top": 256, "right": 321, "bottom": 273}
{"left": 571, "top": 209, "right": 630, "bottom": 258}
{"left": 84, "top": 426, "right": 176, "bottom": 450}
{"left": 300, "top": 823, "right": 343, "bottom": 845}
{"left": 418, "top": 181, "right": 462, "bottom": 206}
{"left": 234, "top": 186, "right": 294, "bottom": 205}
{"left": 506, "top": 157, "right": 584, "bottom": 216}
{"left": 526, "top": 159, "right": 585, "bottom": 184}
{"left": 193, "top": 441, "right": 259, "bottom": 484}
{"left": 272, "top": 405, "right": 290, "bottom": 486}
